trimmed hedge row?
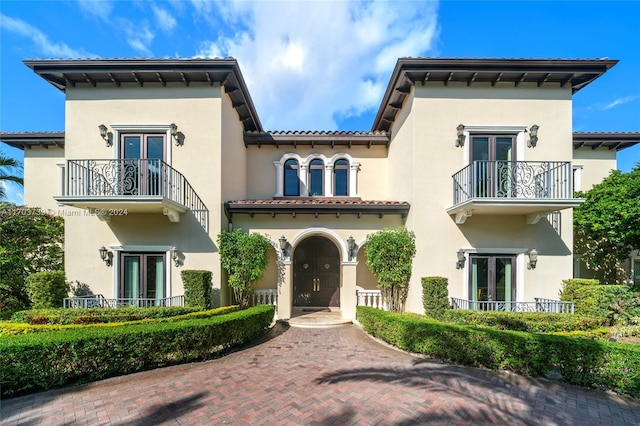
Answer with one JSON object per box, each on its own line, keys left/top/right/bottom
{"left": 561, "top": 279, "right": 639, "bottom": 318}
{"left": 0, "top": 306, "right": 241, "bottom": 336}
{"left": 10, "top": 306, "right": 206, "bottom": 325}
{"left": 357, "top": 306, "right": 640, "bottom": 397}
{"left": 442, "top": 310, "right": 609, "bottom": 333}
{"left": 0, "top": 305, "right": 275, "bottom": 398}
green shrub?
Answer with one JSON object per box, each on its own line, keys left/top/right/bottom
{"left": 0, "top": 305, "right": 275, "bottom": 397}
{"left": 561, "top": 279, "right": 637, "bottom": 318}
{"left": 24, "top": 271, "right": 69, "bottom": 309}
{"left": 1, "top": 306, "right": 241, "bottom": 336}
{"left": 357, "top": 306, "right": 640, "bottom": 397}
{"left": 181, "top": 270, "right": 213, "bottom": 309}
{"left": 442, "top": 310, "right": 608, "bottom": 333}
{"left": 422, "top": 276, "right": 450, "bottom": 320}
{"left": 10, "top": 306, "right": 206, "bottom": 325}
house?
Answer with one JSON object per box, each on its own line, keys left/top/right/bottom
{"left": 2, "top": 57, "right": 638, "bottom": 319}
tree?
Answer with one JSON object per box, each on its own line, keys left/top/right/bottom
{"left": 217, "top": 229, "right": 271, "bottom": 308}
{"left": 574, "top": 165, "right": 640, "bottom": 284}
{"left": 0, "top": 203, "right": 64, "bottom": 314}
{"left": 0, "top": 153, "right": 24, "bottom": 201}
{"left": 365, "top": 227, "right": 416, "bottom": 313}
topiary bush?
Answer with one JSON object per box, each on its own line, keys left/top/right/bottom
{"left": 422, "top": 276, "right": 450, "bottom": 320}
{"left": 181, "top": 270, "right": 213, "bottom": 309}
{"left": 24, "top": 271, "right": 69, "bottom": 309}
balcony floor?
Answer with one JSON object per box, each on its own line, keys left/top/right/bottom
{"left": 447, "top": 197, "right": 584, "bottom": 224}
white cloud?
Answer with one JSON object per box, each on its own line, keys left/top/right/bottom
{"left": 76, "top": 0, "right": 114, "bottom": 18}
{"left": 0, "top": 14, "right": 96, "bottom": 58}
{"left": 603, "top": 96, "right": 637, "bottom": 110}
{"left": 152, "top": 4, "right": 177, "bottom": 33}
{"left": 194, "top": 1, "right": 440, "bottom": 130}
{"left": 116, "top": 18, "right": 155, "bottom": 57}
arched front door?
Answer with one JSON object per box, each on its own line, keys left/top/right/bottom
{"left": 293, "top": 236, "right": 340, "bottom": 307}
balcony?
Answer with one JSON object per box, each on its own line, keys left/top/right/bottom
{"left": 55, "top": 159, "right": 208, "bottom": 230}
{"left": 447, "top": 161, "right": 583, "bottom": 224}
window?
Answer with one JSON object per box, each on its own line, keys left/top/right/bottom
{"left": 308, "top": 159, "right": 324, "bottom": 196}
{"left": 284, "top": 159, "right": 300, "bottom": 196}
{"left": 274, "top": 153, "right": 359, "bottom": 198}
{"left": 334, "top": 159, "right": 349, "bottom": 196}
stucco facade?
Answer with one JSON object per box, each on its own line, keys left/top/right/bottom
{"left": 2, "top": 57, "right": 638, "bottom": 318}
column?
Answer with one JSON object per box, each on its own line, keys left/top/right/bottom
{"left": 324, "top": 163, "right": 334, "bottom": 197}
{"left": 349, "top": 162, "right": 360, "bottom": 197}
{"left": 341, "top": 262, "right": 358, "bottom": 320}
{"left": 273, "top": 161, "right": 284, "bottom": 197}
{"left": 299, "top": 163, "right": 309, "bottom": 196}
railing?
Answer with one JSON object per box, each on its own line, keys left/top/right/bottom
{"left": 63, "top": 295, "right": 184, "bottom": 308}
{"left": 252, "top": 289, "right": 278, "bottom": 306}
{"left": 452, "top": 161, "right": 573, "bottom": 205}
{"left": 61, "top": 159, "right": 208, "bottom": 230}
{"left": 450, "top": 297, "right": 574, "bottom": 314}
{"left": 356, "top": 289, "right": 386, "bottom": 310}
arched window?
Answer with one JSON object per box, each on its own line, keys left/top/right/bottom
{"left": 284, "top": 159, "right": 299, "bottom": 196}
{"left": 334, "top": 159, "right": 349, "bottom": 196}
{"left": 308, "top": 159, "right": 324, "bottom": 196}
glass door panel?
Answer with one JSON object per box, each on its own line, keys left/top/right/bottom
{"left": 123, "top": 255, "right": 140, "bottom": 299}
{"left": 471, "top": 136, "right": 490, "bottom": 197}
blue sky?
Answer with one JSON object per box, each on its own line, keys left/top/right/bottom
{"left": 1, "top": 0, "right": 639, "bottom": 205}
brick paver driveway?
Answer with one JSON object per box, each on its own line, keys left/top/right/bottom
{"left": 2, "top": 323, "right": 639, "bottom": 425}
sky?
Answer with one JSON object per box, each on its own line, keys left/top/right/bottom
{"left": 1, "top": 0, "right": 639, "bottom": 205}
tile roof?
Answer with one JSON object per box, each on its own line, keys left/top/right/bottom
{"left": 243, "top": 130, "right": 390, "bottom": 147}
{"left": 224, "top": 198, "right": 411, "bottom": 219}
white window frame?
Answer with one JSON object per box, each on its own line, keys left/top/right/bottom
{"left": 273, "top": 153, "right": 359, "bottom": 197}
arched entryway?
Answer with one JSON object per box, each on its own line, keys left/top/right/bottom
{"left": 293, "top": 236, "right": 340, "bottom": 307}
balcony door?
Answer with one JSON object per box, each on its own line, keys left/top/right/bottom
{"left": 469, "top": 254, "right": 516, "bottom": 309}
{"left": 120, "top": 134, "right": 166, "bottom": 196}
{"left": 470, "top": 135, "right": 516, "bottom": 198}
{"left": 120, "top": 252, "right": 166, "bottom": 305}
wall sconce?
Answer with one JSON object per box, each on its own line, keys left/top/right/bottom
{"left": 98, "top": 124, "right": 112, "bottom": 147}
{"left": 170, "top": 123, "right": 181, "bottom": 146}
{"left": 171, "top": 247, "right": 180, "bottom": 267}
{"left": 527, "top": 124, "right": 539, "bottom": 148}
{"left": 456, "top": 249, "right": 466, "bottom": 269}
{"left": 347, "top": 235, "right": 357, "bottom": 261}
{"left": 98, "top": 246, "right": 112, "bottom": 266}
{"left": 527, "top": 249, "right": 538, "bottom": 270}
{"left": 455, "top": 124, "right": 466, "bottom": 147}
{"left": 279, "top": 235, "right": 288, "bottom": 257}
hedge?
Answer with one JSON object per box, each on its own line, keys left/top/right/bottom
{"left": 422, "top": 277, "right": 450, "bottom": 320}
{"left": 357, "top": 306, "right": 640, "bottom": 397}
{"left": 1, "top": 306, "right": 241, "bottom": 337}
{"left": 10, "top": 306, "right": 206, "bottom": 325}
{"left": 0, "top": 304, "right": 275, "bottom": 397}
{"left": 25, "top": 271, "right": 68, "bottom": 309}
{"left": 442, "top": 310, "right": 609, "bottom": 333}
{"left": 182, "top": 270, "right": 213, "bottom": 309}
{"left": 561, "top": 279, "right": 638, "bottom": 318}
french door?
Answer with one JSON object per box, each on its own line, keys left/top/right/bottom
{"left": 120, "top": 134, "right": 165, "bottom": 196}
{"left": 120, "top": 253, "right": 166, "bottom": 306}
{"left": 469, "top": 254, "right": 516, "bottom": 309}
{"left": 470, "top": 135, "right": 516, "bottom": 197}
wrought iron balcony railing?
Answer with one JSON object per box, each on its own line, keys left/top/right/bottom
{"left": 452, "top": 161, "right": 574, "bottom": 205}
{"left": 61, "top": 159, "right": 208, "bottom": 229}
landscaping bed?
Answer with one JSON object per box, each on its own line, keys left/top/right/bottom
{"left": 357, "top": 306, "right": 640, "bottom": 398}
{"left": 0, "top": 305, "right": 275, "bottom": 398}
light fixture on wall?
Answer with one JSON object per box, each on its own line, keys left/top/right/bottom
{"left": 98, "top": 124, "right": 112, "bottom": 147}
{"left": 347, "top": 235, "right": 356, "bottom": 261}
{"left": 171, "top": 247, "right": 180, "bottom": 267}
{"left": 98, "top": 246, "right": 112, "bottom": 266}
{"left": 527, "top": 249, "right": 538, "bottom": 269}
{"left": 279, "top": 235, "right": 288, "bottom": 257}
{"left": 170, "top": 123, "right": 181, "bottom": 146}
{"left": 527, "top": 124, "right": 539, "bottom": 148}
{"left": 456, "top": 124, "right": 466, "bottom": 147}
{"left": 456, "top": 249, "right": 466, "bottom": 269}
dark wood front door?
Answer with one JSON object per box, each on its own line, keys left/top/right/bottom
{"left": 293, "top": 237, "right": 340, "bottom": 307}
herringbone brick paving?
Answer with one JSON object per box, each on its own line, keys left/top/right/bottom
{"left": 1, "top": 323, "right": 639, "bottom": 425}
